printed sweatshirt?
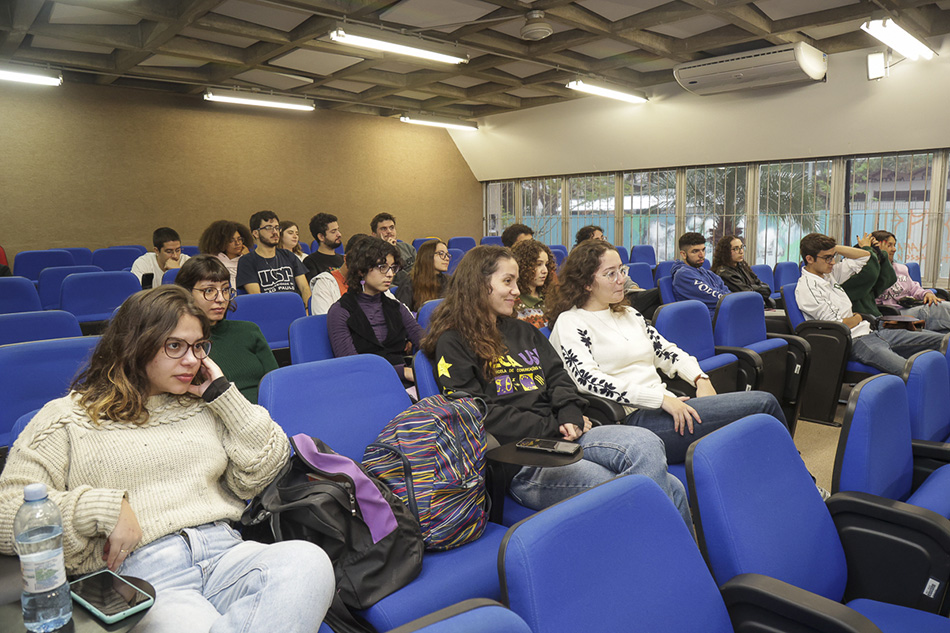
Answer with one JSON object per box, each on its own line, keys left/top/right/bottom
{"left": 670, "top": 260, "right": 730, "bottom": 318}
{"left": 877, "top": 262, "right": 933, "bottom": 308}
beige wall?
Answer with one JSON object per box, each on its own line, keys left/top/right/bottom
{"left": 0, "top": 81, "right": 482, "bottom": 261}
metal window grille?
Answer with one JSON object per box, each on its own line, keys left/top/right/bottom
{"left": 622, "top": 169, "right": 677, "bottom": 260}
{"left": 757, "top": 160, "right": 833, "bottom": 266}
{"left": 683, "top": 165, "right": 747, "bottom": 263}
{"left": 568, "top": 173, "right": 616, "bottom": 246}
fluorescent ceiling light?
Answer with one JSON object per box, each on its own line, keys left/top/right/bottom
{"left": 566, "top": 79, "right": 647, "bottom": 104}
{"left": 327, "top": 23, "right": 468, "bottom": 65}
{"left": 861, "top": 19, "right": 934, "bottom": 61}
{"left": 399, "top": 112, "right": 477, "bottom": 131}
{"left": 0, "top": 65, "right": 63, "bottom": 86}
{"left": 203, "top": 88, "right": 314, "bottom": 111}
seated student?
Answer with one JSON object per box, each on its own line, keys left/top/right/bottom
{"left": 0, "top": 285, "right": 333, "bottom": 631}
{"left": 198, "top": 220, "right": 251, "bottom": 289}
{"left": 796, "top": 232, "right": 944, "bottom": 375}
{"left": 278, "top": 220, "right": 307, "bottom": 262}
{"left": 670, "top": 232, "right": 730, "bottom": 318}
{"left": 574, "top": 225, "right": 605, "bottom": 246}
{"left": 303, "top": 213, "right": 344, "bottom": 280}
{"left": 500, "top": 223, "right": 534, "bottom": 248}
{"left": 840, "top": 232, "right": 896, "bottom": 317}
{"left": 371, "top": 212, "right": 416, "bottom": 286}
{"left": 422, "top": 245, "right": 691, "bottom": 527}
{"left": 131, "top": 227, "right": 191, "bottom": 289}
{"left": 236, "top": 211, "right": 311, "bottom": 309}
{"left": 875, "top": 229, "right": 950, "bottom": 333}
{"left": 327, "top": 236, "right": 423, "bottom": 385}
{"left": 511, "top": 239, "right": 555, "bottom": 329}
{"left": 176, "top": 255, "right": 278, "bottom": 404}
{"left": 711, "top": 235, "right": 775, "bottom": 307}
{"left": 395, "top": 239, "right": 450, "bottom": 312}
{"left": 310, "top": 234, "right": 372, "bottom": 315}
{"left": 547, "top": 240, "right": 786, "bottom": 463}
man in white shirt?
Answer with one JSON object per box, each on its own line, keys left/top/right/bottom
{"left": 795, "top": 232, "right": 944, "bottom": 375}
{"left": 131, "top": 227, "right": 190, "bottom": 289}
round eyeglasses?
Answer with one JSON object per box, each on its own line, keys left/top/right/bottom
{"left": 194, "top": 287, "right": 237, "bottom": 302}
{"left": 601, "top": 265, "right": 629, "bottom": 283}
{"left": 374, "top": 264, "right": 401, "bottom": 276}
{"left": 163, "top": 338, "right": 211, "bottom": 360}
{"left": 435, "top": 251, "right": 452, "bottom": 260}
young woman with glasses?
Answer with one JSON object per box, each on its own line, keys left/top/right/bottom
{"left": 328, "top": 236, "right": 423, "bottom": 386}
{"left": 0, "top": 285, "right": 333, "bottom": 631}
{"left": 547, "top": 240, "right": 787, "bottom": 464}
{"left": 176, "top": 255, "right": 277, "bottom": 404}
{"left": 198, "top": 220, "right": 252, "bottom": 289}
{"left": 711, "top": 235, "right": 774, "bottom": 307}
{"left": 395, "top": 239, "right": 450, "bottom": 312}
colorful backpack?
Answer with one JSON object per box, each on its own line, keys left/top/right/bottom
{"left": 363, "top": 394, "right": 487, "bottom": 551}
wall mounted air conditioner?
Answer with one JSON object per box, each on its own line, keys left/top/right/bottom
{"left": 673, "top": 42, "right": 827, "bottom": 96}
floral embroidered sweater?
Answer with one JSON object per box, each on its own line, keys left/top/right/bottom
{"left": 550, "top": 306, "right": 704, "bottom": 412}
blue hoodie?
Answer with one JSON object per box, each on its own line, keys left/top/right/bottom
{"left": 670, "top": 259, "right": 730, "bottom": 318}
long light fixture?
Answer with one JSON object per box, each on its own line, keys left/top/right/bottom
{"left": 566, "top": 78, "right": 647, "bottom": 104}
{"left": 400, "top": 112, "right": 478, "bottom": 131}
{"left": 0, "top": 64, "right": 63, "bottom": 86}
{"left": 861, "top": 19, "right": 934, "bottom": 61}
{"left": 327, "top": 22, "right": 468, "bottom": 65}
{"left": 203, "top": 88, "right": 314, "bottom": 111}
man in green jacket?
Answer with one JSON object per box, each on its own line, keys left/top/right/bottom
{"left": 841, "top": 232, "right": 897, "bottom": 316}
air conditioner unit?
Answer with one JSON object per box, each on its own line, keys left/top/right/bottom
{"left": 673, "top": 42, "right": 827, "bottom": 96}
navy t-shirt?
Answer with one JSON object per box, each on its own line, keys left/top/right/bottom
{"left": 236, "top": 248, "right": 307, "bottom": 294}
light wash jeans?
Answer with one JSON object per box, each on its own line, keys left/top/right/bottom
{"left": 625, "top": 391, "right": 786, "bottom": 464}
{"left": 119, "top": 522, "right": 334, "bottom": 633}
{"left": 851, "top": 329, "right": 945, "bottom": 375}
{"left": 902, "top": 302, "right": 950, "bottom": 334}
{"left": 509, "top": 425, "right": 692, "bottom": 528}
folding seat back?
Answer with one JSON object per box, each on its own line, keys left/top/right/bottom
{"left": 161, "top": 269, "right": 179, "bottom": 285}
{"left": 632, "top": 244, "right": 657, "bottom": 268}
{"left": 479, "top": 237, "right": 503, "bottom": 247}
{"left": 180, "top": 246, "right": 199, "bottom": 256}
{"left": 907, "top": 262, "right": 923, "bottom": 284}
{"left": 389, "top": 600, "right": 530, "bottom": 633}
{"left": 447, "top": 249, "right": 464, "bottom": 274}
{"left": 547, "top": 245, "right": 567, "bottom": 267}
{"left": 627, "top": 262, "right": 654, "bottom": 290}
{"left": 614, "top": 245, "right": 629, "bottom": 265}
{"left": 654, "top": 259, "right": 675, "bottom": 281}
{"left": 500, "top": 475, "right": 734, "bottom": 633}
{"left": 447, "top": 237, "right": 476, "bottom": 253}
{"left": 903, "top": 350, "right": 950, "bottom": 442}
{"left": 773, "top": 261, "right": 801, "bottom": 291}
{"left": 0, "top": 311, "right": 82, "bottom": 346}
{"left": 60, "top": 247, "right": 93, "bottom": 266}
{"left": 657, "top": 275, "right": 675, "bottom": 304}
{"left": 92, "top": 247, "right": 142, "bottom": 271}
{"left": 298, "top": 242, "right": 311, "bottom": 254}
{"left": 417, "top": 299, "right": 443, "bottom": 330}
{"left": 654, "top": 300, "right": 740, "bottom": 393}
{"left": 414, "top": 238, "right": 438, "bottom": 251}
{"left": 231, "top": 292, "right": 306, "bottom": 349}
{"left": 413, "top": 351, "right": 440, "bottom": 399}
{"left": 751, "top": 264, "right": 776, "bottom": 293}
{"left": 60, "top": 271, "right": 141, "bottom": 323}
{"left": 288, "top": 314, "right": 334, "bottom": 364}
{"left": 0, "top": 277, "right": 42, "bottom": 314}
{"left": 13, "top": 249, "right": 75, "bottom": 281}
{"left": 110, "top": 245, "right": 147, "bottom": 255}
{"left": 38, "top": 265, "right": 102, "bottom": 310}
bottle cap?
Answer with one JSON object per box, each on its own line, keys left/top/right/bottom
{"left": 23, "top": 483, "right": 48, "bottom": 502}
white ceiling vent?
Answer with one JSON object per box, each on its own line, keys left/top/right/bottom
{"left": 673, "top": 42, "right": 827, "bottom": 96}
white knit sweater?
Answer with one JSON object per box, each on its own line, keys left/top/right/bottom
{"left": 550, "top": 306, "right": 704, "bottom": 412}
{"left": 0, "top": 384, "right": 289, "bottom": 574}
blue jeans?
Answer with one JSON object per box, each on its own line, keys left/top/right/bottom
{"left": 118, "top": 522, "right": 334, "bottom": 633}
{"left": 509, "top": 425, "right": 691, "bottom": 528}
{"left": 625, "top": 391, "right": 786, "bottom": 464}
{"left": 902, "top": 303, "right": 950, "bottom": 334}
{"left": 851, "top": 329, "right": 945, "bottom": 375}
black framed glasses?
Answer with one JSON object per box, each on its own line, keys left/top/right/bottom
{"left": 163, "top": 338, "right": 211, "bottom": 360}
{"left": 731, "top": 245, "right": 745, "bottom": 252}
{"left": 194, "top": 287, "right": 236, "bottom": 302}
{"left": 435, "top": 251, "right": 452, "bottom": 260}
{"left": 256, "top": 224, "right": 280, "bottom": 233}
{"left": 374, "top": 264, "right": 401, "bottom": 276}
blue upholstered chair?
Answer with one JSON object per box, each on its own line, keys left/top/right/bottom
{"left": 613, "top": 245, "right": 629, "bottom": 265}
{"left": 417, "top": 299, "right": 443, "bottom": 330}
{"left": 480, "top": 236, "right": 503, "bottom": 247}
{"left": 656, "top": 275, "right": 675, "bottom": 304}
{"left": 161, "top": 269, "right": 179, "bottom": 285}
{"left": 773, "top": 261, "right": 801, "bottom": 291}
{"left": 258, "top": 355, "right": 508, "bottom": 632}
{"left": 110, "top": 245, "right": 147, "bottom": 255}
{"left": 448, "top": 237, "right": 476, "bottom": 253}
{"left": 0, "top": 311, "right": 82, "bottom": 346}
{"left": 413, "top": 351, "right": 440, "bottom": 400}
{"left": 907, "top": 261, "right": 923, "bottom": 284}
{"left": 904, "top": 350, "right": 950, "bottom": 444}
{"left": 388, "top": 600, "right": 529, "bottom": 633}
{"left": 288, "top": 314, "right": 334, "bottom": 364}
{"left": 654, "top": 259, "right": 675, "bottom": 282}
{"left": 0, "top": 277, "right": 43, "bottom": 314}
{"left": 632, "top": 245, "right": 657, "bottom": 268}
{"left": 91, "top": 247, "right": 142, "bottom": 272}
{"left": 231, "top": 292, "right": 306, "bottom": 349}
{"left": 414, "top": 238, "right": 438, "bottom": 251}
{"left": 688, "top": 413, "right": 950, "bottom": 623}
{"left": 547, "top": 245, "right": 567, "bottom": 268}
{"left": 750, "top": 263, "right": 782, "bottom": 302}
{"left": 180, "top": 246, "right": 199, "bottom": 257}
{"left": 60, "top": 247, "right": 93, "bottom": 266}
{"left": 627, "top": 262, "right": 654, "bottom": 290}
{"left": 447, "top": 248, "right": 464, "bottom": 274}
{"left": 38, "top": 265, "right": 102, "bottom": 310}
{"left": 60, "top": 271, "right": 141, "bottom": 325}
{"left": 13, "top": 249, "right": 75, "bottom": 282}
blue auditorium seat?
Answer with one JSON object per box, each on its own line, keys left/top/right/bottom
{"left": 92, "top": 247, "right": 142, "bottom": 272}
{"left": 180, "top": 245, "right": 199, "bottom": 256}
{"left": 13, "top": 249, "right": 75, "bottom": 282}
{"left": 389, "top": 599, "right": 530, "bottom": 633}
{"left": 60, "top": 271, "right": 141, "bottom": 324}
{"left": 413, "top": 351, "right": 440, "bottom": 399}
{"left": 614, "top": 245, "right": 629, "bottom": 265}
{"left": 0, "top": 311, "right": 82, "bottom": 346}
{"left": 448, "top": 237, "right": 476, "bottom": 253}
{"left": 907, "top": 261, "right": 922, "bottom": 284}
{"left": 60, "top": 247, "right": 93, "bottom": 266}
{"left": 773, "top": 261, "right": 801, "bottom": 291}
{"left": 288, "top": 314, "right": 333, "bottom": 364}
{"left": 547, "top": 245, "right": 567, "bottom": 267}
{"left": 447, "top": 248, "right": 463, "bottom": 274}
{"left": 480, "top": 236, "right": 503, "bottom": 247}
{"left": 750, "top": 263, "right": 781, "bottom": 301}
{"left": 654, "top": 259, "right": 675, "bottom": 281}
{"left": 0, "top": 277, "right": 43, "bottom": 314}
{"left": 627, "top": 262, "right": 654, "bottom": 290}
{"left": 232, "top": 293, "right": 306, "bottom": 349}
{"left": 161, "top": 269, "right": 179, "bottom": 285}
{"left": 903, "top": 349, "right": 950, "bottom": 444}
{"left": 38, "top": 265, "right": 102, "bottom": 310}
{"left": 631, "top": 245, "right": 657, "bottom": 268}
{"left": 657, "top": 275, "right": 674, "bottom": 304}
{"left": 417, "top": 299, "right": 443, "bottom": 330}
{"left": 414, "top": 238, "right": 438, "bottom": 251}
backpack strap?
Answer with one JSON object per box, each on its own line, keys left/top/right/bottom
{"left": 365, "top": 441, "right": 420, "bottom": 520}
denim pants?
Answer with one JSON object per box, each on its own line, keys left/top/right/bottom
{"left": 902, "top": 302, "right": 950, "bottom": 334}
{"left": 851, "top": 329, "right": 946, "bottom": 375}
{"left": 509, "top": 425, "right": 691, "bottom": 528}
{"left": 118, "top": 522, "right": 334, "bottom": 633}
{"left": 625, "top": 391, "right": 786, "bottom": 464}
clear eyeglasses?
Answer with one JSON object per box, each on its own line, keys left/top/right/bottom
{"left": 163, "top": 338, "right": 212, "bottom": 360}
{"left": 602, "top": 265, "right": 629, "bottom": 283}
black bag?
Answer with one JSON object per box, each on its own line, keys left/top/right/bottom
{"left": 242, "top": 434, "right": 424, "bottom": 611}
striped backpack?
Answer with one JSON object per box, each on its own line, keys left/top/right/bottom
{"left": 363, "top": 394, "right": 487, "bottom": 551}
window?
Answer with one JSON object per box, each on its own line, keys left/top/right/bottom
{"left": 758, "top": 160, "right": 833, "bottom": 266}
{"left": 485, "top": 181, "right": 518, "bottom": 238}
{"left": 520, "top": 177, "right": 563, "bottom": 245}
{"left": 568, "top": 173, "right": 615, "bottom": 246}
{"left": 684, "top": 165, "right": 747, "bottom": 262}
{"left": 621, "top": 170, "right": 676, "bottom": 260}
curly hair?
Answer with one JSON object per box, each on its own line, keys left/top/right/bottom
{"left": 501, "top": 223, "right": 533, "bottom": 248}
{"left": 546, "top": 240, "right": 627, "bottom": 327}
{"left": 511, "top": 239, "right": 554, "bottom": 297}
{"left": 343, "top": 236, "right": 401, "bottom": 290}
{"left": 711, "top": 235, "right": 744, "bottom": 272}
{"left": 72, "top": 286, "right": 210, "bottom": 425}
{"left": 198, "top": 220, "right": 252, "bottom": 255}
{"left": 421, "top": 246, "right": 513, "bottom": 378}
{"left": 410, "top": 240, "right": 446, "bottom": 311}
{"left": 279, "top": 220, "right": 304, "bottom": 257}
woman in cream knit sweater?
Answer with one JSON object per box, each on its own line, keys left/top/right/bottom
{"left": 0, "top": 286, "right": 333, "bottom": 632}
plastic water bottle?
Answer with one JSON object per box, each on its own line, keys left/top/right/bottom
{"left": 14, "top": 483, "right": 72, "bottom": 632}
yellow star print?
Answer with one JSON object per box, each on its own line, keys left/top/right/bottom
{"left": 437, "top": 356, "right": 453, "bottom": 378}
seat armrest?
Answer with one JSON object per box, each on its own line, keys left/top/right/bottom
{"left": 714, "top": 346, "right": 763, "bottom": 391}
{"left": 794, "top": 320, "right": 852, "bottom": 340}
{"left": 767, "top": 333, "right": 812, "bottom": 403}
{"left": 721, "top": 573, "right": 882, "bottom": 633}
{"left": 583, "top": 395, "right": 626, "bottom": 425}
{"left": 827, "top": 491, "right": 950, "bottom": 614}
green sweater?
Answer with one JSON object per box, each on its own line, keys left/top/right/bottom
{"left": 209, "top": 319, "right": 279, "bottom": 404}
{"left": 842, "top": 246, "right": 897, "bottom": 317}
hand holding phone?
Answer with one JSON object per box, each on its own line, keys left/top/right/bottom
{"left": 70, "top": 569, "right": 155, "bottom": 624}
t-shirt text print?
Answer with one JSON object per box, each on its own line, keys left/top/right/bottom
{"left": 492, "top": 348, "right": 546, "bottom": 395}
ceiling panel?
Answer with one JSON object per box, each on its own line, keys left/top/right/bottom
{"left": 488, "top": 16, "right": 574, "bottom": 39}
{"left": 440, "top": 75, "right": 488, "bottom": 88}
{"left": 269, "top": 49, "right": 364, "bottom": 75}
{"left": 496, "top": 60, "right": 550, "bottom": 78}
{"left": 569, "top": 38, "right": 639, "bottom": 59}
{"left": 30, "top": 35, "right": 114, "bottom": 55}
{"left": 139, "top": 55, "right": 208, "bottom": 68}
{"left": 179, "top": 27, "right": 258, "bottom": 48}
{"left": 49, "top": 3, "right": 140, "bottom": 25}
{"left": 379, "top": 0, "right": 498, "bottom": 31}
{"left": 210, "top": 0, "right": 312, "bottom": 32}
{"left": 233, "top": 69, "right": 313, "bottom": 89}
{"left": 323, "top": 79, "right": 375, "bottom": 93}
{"left": 801, "top": 18, "right": 869, "bottom": 41}
{"left": 648, "top": 14, "right": 732, "bottom": 39}
{"left": 578, "top": 0, "right": 669, "bottom": 22}
{"left": 755, "top": 0, "right": 859, "bottom": 21}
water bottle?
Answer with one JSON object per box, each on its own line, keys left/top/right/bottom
{"left": 14, "top": 483, "right": 72, "bottom": 632}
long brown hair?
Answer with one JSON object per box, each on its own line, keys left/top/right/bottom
{"left": 511, "top": 239, "right": 554, "bottom": 297}
{"left": 546, "top": 240, "right": 627, "bottom": 326}
{"left": 279, "top": 220, "right": 304, "bottom": 257}
{"left": 411, "top": 240, "right": 446, "bottom": 311}
{"left": 72, "top": 286, "right": 210, "bottom": 424}
{"left": 712, "top": 235, "right": 740, "bottom": 271}
{"left": 421, "top": 246, "right": 512, "bottom": 378}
